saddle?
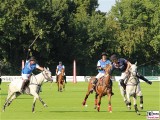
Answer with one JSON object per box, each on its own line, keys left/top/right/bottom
{"left": 95, "top": 77, "right": 114, "bottom": 96}
{"left": 96, "top": 77, "right": 112, "bottom": 87}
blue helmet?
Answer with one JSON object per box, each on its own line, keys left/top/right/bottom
{"left": 110, "top": 54, "right": 118, "bottom": 61}
{"left": 101, "top": 52, "right": 108, "bottom": 56}
{"left": 29, "top": 56, "right": 36, "bottom": 61}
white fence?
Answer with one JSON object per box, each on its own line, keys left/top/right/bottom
{"left": 1, "top": 76, "right": 160, "bottom": 82}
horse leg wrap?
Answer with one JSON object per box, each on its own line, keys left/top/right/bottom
{"left": 32, "top": 103, "right": 35, "bottom": 112}
{"left": 140, "top": 96, "right": 143, "bottom": 110}
{"left": 108, "top": 105, "right": 112, "bottom": 112}
{"left": 127, "top": 102, "right": 131, "bottom": 106}
{"left": 82, "top": 100, "right": 86, "bottom": 106}
{"left": 134, "top": 104, "right": 139, "bottom": 112}
{"left": 84, "top": 95, "right": 88, "bottom": 101}
{"left": 82, "top": 94, "right": 89, "bottom": 106}
{"left": 140, "top": 96, "right": 143, "bottom": 104}
{"left": 95, "top": 99, "right": 97, "bottom": 105}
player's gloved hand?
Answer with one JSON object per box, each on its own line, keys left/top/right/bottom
{"left": 100, "top": 67, "right": 104, "bottom": 70}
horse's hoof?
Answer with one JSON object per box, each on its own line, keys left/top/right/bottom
{"left": 137, "top": 112, "right": 140, "bottom": 115}
{"left": 140, "top": 107, "right": 143, "bottom": 110}
{"left": 111, "top": 92, "right": 114, "bottom": 96}
{"left": 82, "top": 101, "right": 86, "bottom": 106}
{"left": 124, "top": 100, "right": 128, "bottom": 106}
{"left": 97, "top": 106, "right": 100, "bottom": 112}
{"left": 94, "top": 105, "right": 97, "bottom": 109}
{"left": 44, "top": 104, "right": 48, "bottom": 107}
{"left": 109, "top": 111, "right": 112, "bottom": 113}
{"left": 128, "top": 107, "right": 131, "bottom": 110}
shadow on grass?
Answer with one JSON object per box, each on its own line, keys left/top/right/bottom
{"left": 0, "top": 93, "right": 8, "bottom": 96}
{"left": 48, "top": 110, "right": 111, "bottom": 113}
{"left": 17, "top": 97, "right": 32, "bottom": 99}
{"left": 122, "top": 110, "right": 147, "bottom": 116}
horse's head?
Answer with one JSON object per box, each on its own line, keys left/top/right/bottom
{"left": 104, "top": 64, "right": 112, "bottom": 75}
{"left": 129, "top": 63, "right": 138, "bottom": 77}
{"left": 61, "top": 68, "right": 65, "bottom": 76}
{"left": 42, "top": 67, "right": 53, "bottom": 82}
{"left": 103, "top": 64, "right": 112, "bottom": 87}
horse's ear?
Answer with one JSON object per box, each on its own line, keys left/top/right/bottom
{"left": 135, "top": 61, "right": 137, "bottom": 65}
{"left": 44, "top": 67, "right": 47, "bottom": 71}
{"left": 47, "top": 67, "right": 50, "bottom": 70}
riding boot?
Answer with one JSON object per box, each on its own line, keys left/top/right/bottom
{"left": 55, "top": 75, "right": 58, "bottom": 83}
{"left": 20, "top": 80, "right": 27, "bottom": 93}
{"left": 110, "top": 80, "right": 114, "bottom": 95}
{"left": 90, "top": 78, "right": 98, "bottom": 93}
{"left": 93, "top": 78, "right": 98, "bottom": 87}
{"left": 64, "top": 76, "right": 67, "bottom": 83}
{"left": 136, "top": 73, "right": 152, "bottom": 85}
{"left": 120, "top": 79, "right": 126, "bottom": 91}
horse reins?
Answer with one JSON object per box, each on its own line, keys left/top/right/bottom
{"left": 30, "top": 73, "right": 40, "bottom": 86}
{"left": 42, "top": 71, "right": 53, "bottom": 82}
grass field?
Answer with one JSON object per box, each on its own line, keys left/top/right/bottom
{"left": 0, "top": 81, "right": 160, "bottom": 120}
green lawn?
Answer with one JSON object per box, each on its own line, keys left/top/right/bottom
{"left": 0, "top": 81, "right": 160, "bottom": 120}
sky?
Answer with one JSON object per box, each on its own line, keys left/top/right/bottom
{"left": 97, "top": 0, "right": 116, "bottom": 12}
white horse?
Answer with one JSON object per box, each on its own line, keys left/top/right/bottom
{"left": 125, "top": 63, "right": 141, "bottom": 115}
{"left": 119, "top": 63, "right": 143, "bottom": 113}
{"left": 2, "top": 67, "right": 53, "bottom": 112}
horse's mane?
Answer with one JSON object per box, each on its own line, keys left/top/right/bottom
{"left": 61, "top": 68, "right": 65, "bottom": 75}
{"left": 104, "top": 64, "right": 112, "bottom": 74}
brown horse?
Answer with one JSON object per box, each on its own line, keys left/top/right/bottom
{"left": 82, "top": 64, "right": 113, "bottom": 112}
{"left": 57, "top": 68, "right": 65, "bottom": 92}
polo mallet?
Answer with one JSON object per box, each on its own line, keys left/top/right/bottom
{"left": 50, "top": 75, "right": 55, "bottom": 90}
{"left": 50, "top": 81, "right": 54, "bottom": 90}
{"left": 25, "top": 29, "right": 43, "bottom": 61}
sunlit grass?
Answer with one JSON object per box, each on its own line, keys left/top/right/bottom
{"left": 0, "top": 81, "right": 159, "bottom": 120}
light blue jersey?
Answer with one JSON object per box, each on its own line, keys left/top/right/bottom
{"left": 97, "top": 59, "right": 111, "bottom": 73}
{"left": 57, "top": 65, "right": 65, "bottom": 72}
{"left": 22, "top": 60, "right": 39, "bottom": 74}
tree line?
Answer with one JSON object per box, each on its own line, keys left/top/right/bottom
{"left": 0, "top": 0, "right": 159, "bottom": 76}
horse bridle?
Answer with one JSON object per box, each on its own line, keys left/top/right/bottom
{"left": 42, "top": 70, "right": 53, "bottom": 82}
{"left": 30, "top": 71, "right": 52, "bottom": 87}
{"left": 128, "top": 67, "right": 138, "bottom": 85}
